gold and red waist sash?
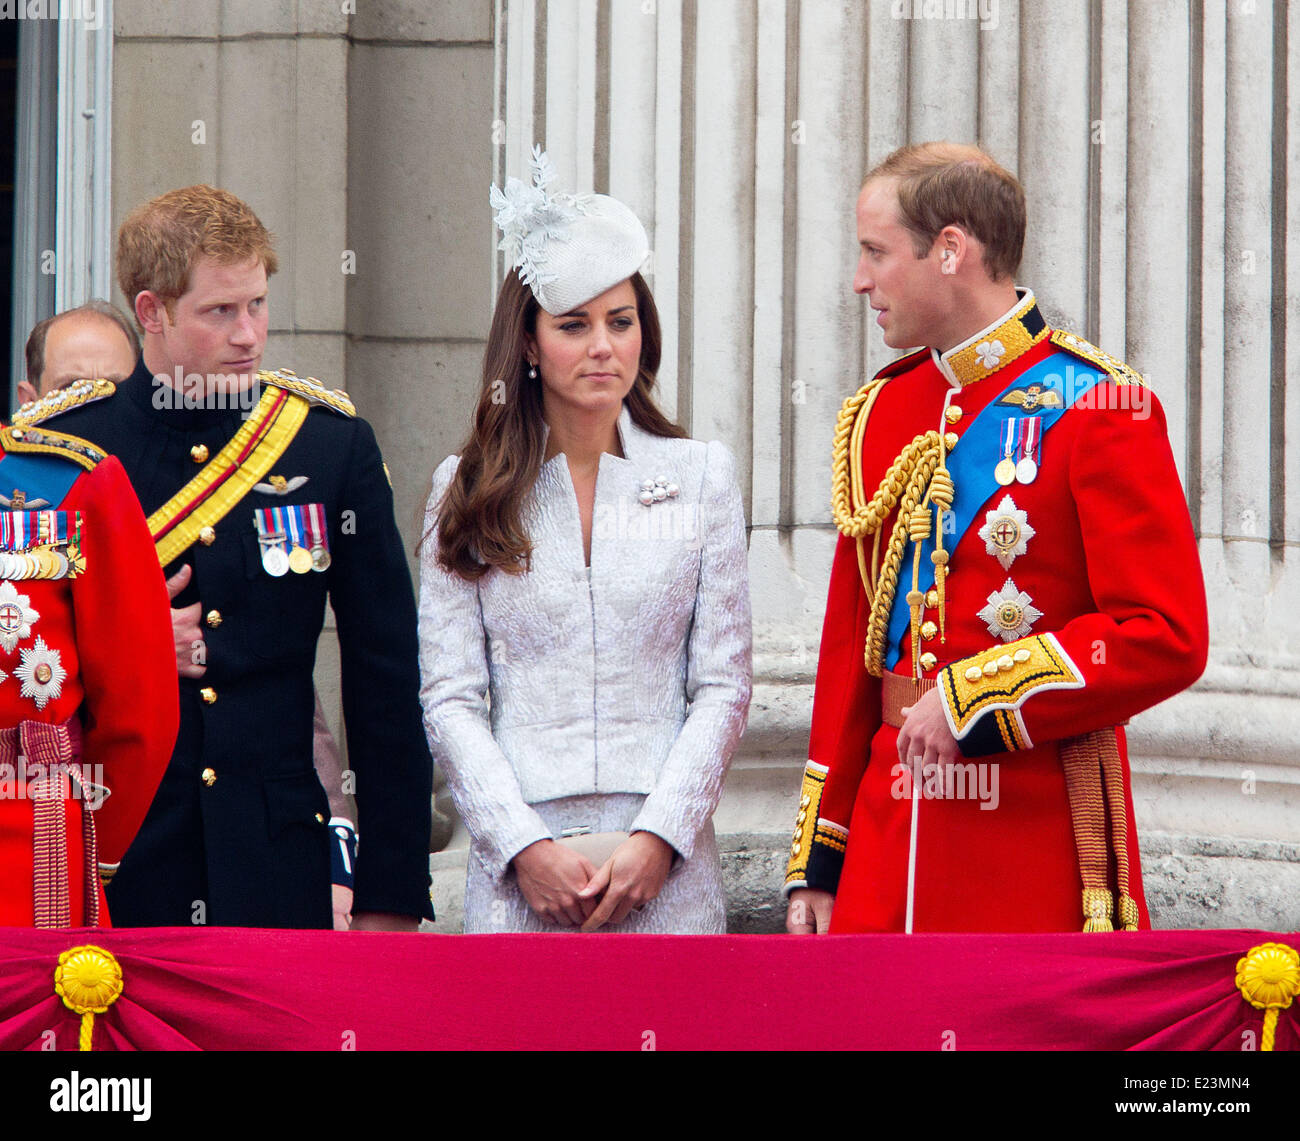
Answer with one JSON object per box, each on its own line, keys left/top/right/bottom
{"left": 0, "top": 718, "right": 100, "bottom": 928}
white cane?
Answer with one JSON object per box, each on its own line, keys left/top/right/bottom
{"left": 904, "top": 752, "right": 920, "bottom": 933}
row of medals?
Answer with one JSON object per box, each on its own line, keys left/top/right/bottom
{"left": 994, "top": 441, "right": 1038, "bottom": 486}
{"left": 257, "top": 531, "right": 330, "bottom": 577}
{"left": 0, "top": 544, "right": 73, "bottom": 580}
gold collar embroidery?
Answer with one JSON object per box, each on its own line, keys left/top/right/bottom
{"left": 935, "top": 290, "right": 1050, "bottom": 387}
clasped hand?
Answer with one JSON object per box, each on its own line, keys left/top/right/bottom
{"left": 512, "top": 832, "right": 673, "bottom": 932}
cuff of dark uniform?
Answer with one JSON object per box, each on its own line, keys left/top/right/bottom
{"left": 329, "top": 817, "right": 358, "bottom": 890}
{"left": 784, "top": 835, "right": 845, "bottom": 898}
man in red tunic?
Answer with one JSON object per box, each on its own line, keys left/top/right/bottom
{"left": 0, "top": 415, "right": 178, "bottom": 927}
{"left": 784, "top": 142, "right": 1208, "bottom": 934}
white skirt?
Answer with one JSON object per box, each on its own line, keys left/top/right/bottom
{"left": 462, "top": 792, "right": 726, "bottom": 934}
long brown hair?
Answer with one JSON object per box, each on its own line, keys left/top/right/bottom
{"left": 434, "top": 270, "right": 684, "bottom": 580}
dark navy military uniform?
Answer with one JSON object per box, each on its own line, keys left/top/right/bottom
{"left": 40, "top": 357, "right": 433, "bottom": 928}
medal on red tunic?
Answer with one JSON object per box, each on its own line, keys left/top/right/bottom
{"left": 1015, "top": 416, "right": 1041, "bottom": 484}
{"left": 995, "top": 419, "right": 1017, "bottom": 486}
{"left": 978, "top": 493, "right": 1036, "bottom": 570}
{"left": 0, "top": 510, "right": 74, "bottom": 582}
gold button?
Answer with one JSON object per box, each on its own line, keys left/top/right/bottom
{"left": 1013, "top": 648, "right": 1032, "bottom": 663}
{"left": 997, "top": 655, "right": 1015, "bottom": 672}
{"left": 206, "top": 609, "right": 223, "bottom": 628}
{"left": 920, "top": 620, "right": 938, "bottom": 641}
{"left": 191, "top": 444, "right": 209, "bottom": 463}
{"left": 800, "top": 794, "right": 811, "bottom": 808}
{"left": 964, "top": 666, "right": 983, "bottom": 682}
{"left": 200, "top": 686, "right": 217, "bottom": 704}
{"left": 201, "top": 767, "right": 217, "bottom": 786}
{"left": 314, "top": 813, "right": 325, "bottom": 823}
{"left": 919, "top": 652, "right": 937, "bottom": 671}
{"left": 945, "top": 406, "right": 963, "bottom": 424}
{"left": 945, "top": 432, "right": 959, "bottom": 450}
{"left": 34, "top": 663, "right": 52, "bottom": 684}
{"left": 925, "top": 589, "right": 939, "bottom": 608}
{"left": 796, "top": 810, "right": 807, "bottom": 825}
{"left": 790, "top": 841, "right": 800, "bottom": 856}
{"left": 199, "top": 526, "right": 216, "bottom": 546}
{"left": 982, "top": 660, "right": 999, "bottom": 677}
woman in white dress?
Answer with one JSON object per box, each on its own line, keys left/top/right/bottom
{"left": 418, "top": 153, "right": 752, "bottom": 933}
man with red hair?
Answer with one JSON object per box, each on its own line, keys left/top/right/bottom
{"left": 22, "top": 185, "right": 433, "bottom": 930}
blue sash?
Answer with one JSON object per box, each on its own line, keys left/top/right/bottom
{"left": 0, "top": 449, "right": 81, "bottom": 510}
{"left": 883, "top": 351, "right": 1107, "bottom": 669}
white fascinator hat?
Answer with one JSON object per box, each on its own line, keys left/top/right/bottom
{"left": 490, "top": 146, "right": 649, "bottom": 315}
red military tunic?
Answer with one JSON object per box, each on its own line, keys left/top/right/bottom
{"left": 0, "top": 417, "right": 178, "bottom": 927}
{"left": 784, "top": 291, "right": 1209, "bottom": 932}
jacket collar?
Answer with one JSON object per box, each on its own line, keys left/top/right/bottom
{"left": 931, "top": 288, "right": 1049, "bottom": 388}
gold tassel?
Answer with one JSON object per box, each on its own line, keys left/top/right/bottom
{"left": 1081, "top": 887, "right": 1114, "bottom": 933}
{"left": 1117, "top": 894, "right": 1140, "bottom": 932}
{"left": 927, "top": 468, "right": 954, "bottom": 642}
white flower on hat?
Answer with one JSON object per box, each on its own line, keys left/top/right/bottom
{"left": 491, "top": 146, "right": 649, "bottom": 315}
{"left": 490, "top": 146, "right": 587, "bottom": 293}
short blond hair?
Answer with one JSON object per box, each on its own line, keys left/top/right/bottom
{"left": 116, "top": 185, "right": 278, "bottom": 324}
{"left": 864, "top": 142, "right": 1025, "bottom": 281}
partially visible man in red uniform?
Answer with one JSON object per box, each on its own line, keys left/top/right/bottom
{"left": 0, "top": 406, "right": 177, "bottom": 927}
{"left": 784, "top": 142, "right": 1208, "bottom": 934}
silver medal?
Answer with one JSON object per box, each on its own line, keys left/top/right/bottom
{"left": 262, "top": 545, "right": 290, "bottom": 577}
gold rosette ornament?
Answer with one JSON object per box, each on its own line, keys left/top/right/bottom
{"left": 54, "top": 944, "right": 124, "bottom": 1051}
{"left": 1235, "top": 941, "right": 1298, "bottom": 1052}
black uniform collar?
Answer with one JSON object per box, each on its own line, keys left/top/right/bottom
{"left": 119, "top": 356, "right": 249, "bottom": 431}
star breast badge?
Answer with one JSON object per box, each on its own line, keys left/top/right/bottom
{"left": 978, "top": 578, "right": 1044, "bottom": 642}
{"left": 15, "top": 636, "right": 66, "bottom": 709}
{"left": 977, "top": 494, "right": 1036, "bottom": 571}
{"left": 0, "top": 580, "right": 39, "bottom": 654}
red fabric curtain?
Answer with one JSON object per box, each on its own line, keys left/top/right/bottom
{"left": 1, "top": 927, "right": 1295, "bottom": 1051}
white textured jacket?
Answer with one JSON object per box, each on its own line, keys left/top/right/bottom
{"left": 418, "top": 407, "right": 753, "bottom": 881}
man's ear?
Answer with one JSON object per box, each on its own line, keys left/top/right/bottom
{"left": 16, "top": 380, "right": 38, "bottom": 406}
{"left": 936, "top": 224, "right": 978, "bottom": 277}
{"left": 135, "top": 290, "right": 169, "bottom": 336}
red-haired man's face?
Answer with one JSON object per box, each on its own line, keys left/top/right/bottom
{"left": 143, "top": 255, "right": 268, "bottom": 392}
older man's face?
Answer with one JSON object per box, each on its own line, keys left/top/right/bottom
{"left": 38, "top": 312, "right": 138, "bottom": 396}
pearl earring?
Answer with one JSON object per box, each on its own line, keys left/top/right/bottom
{"left": 528, "top": 365, "right": 537, "bottom": 379}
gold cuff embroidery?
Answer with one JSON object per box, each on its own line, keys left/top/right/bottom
{"left": 940, "top": 633, "right": 1084, "bottom": 740}
{"left": 785, "top": 761, "right": 828, "bottom": 884}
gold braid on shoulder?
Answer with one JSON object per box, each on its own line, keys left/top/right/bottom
{"left": 830, "top": 377, "right": 953, "bottom": 678}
